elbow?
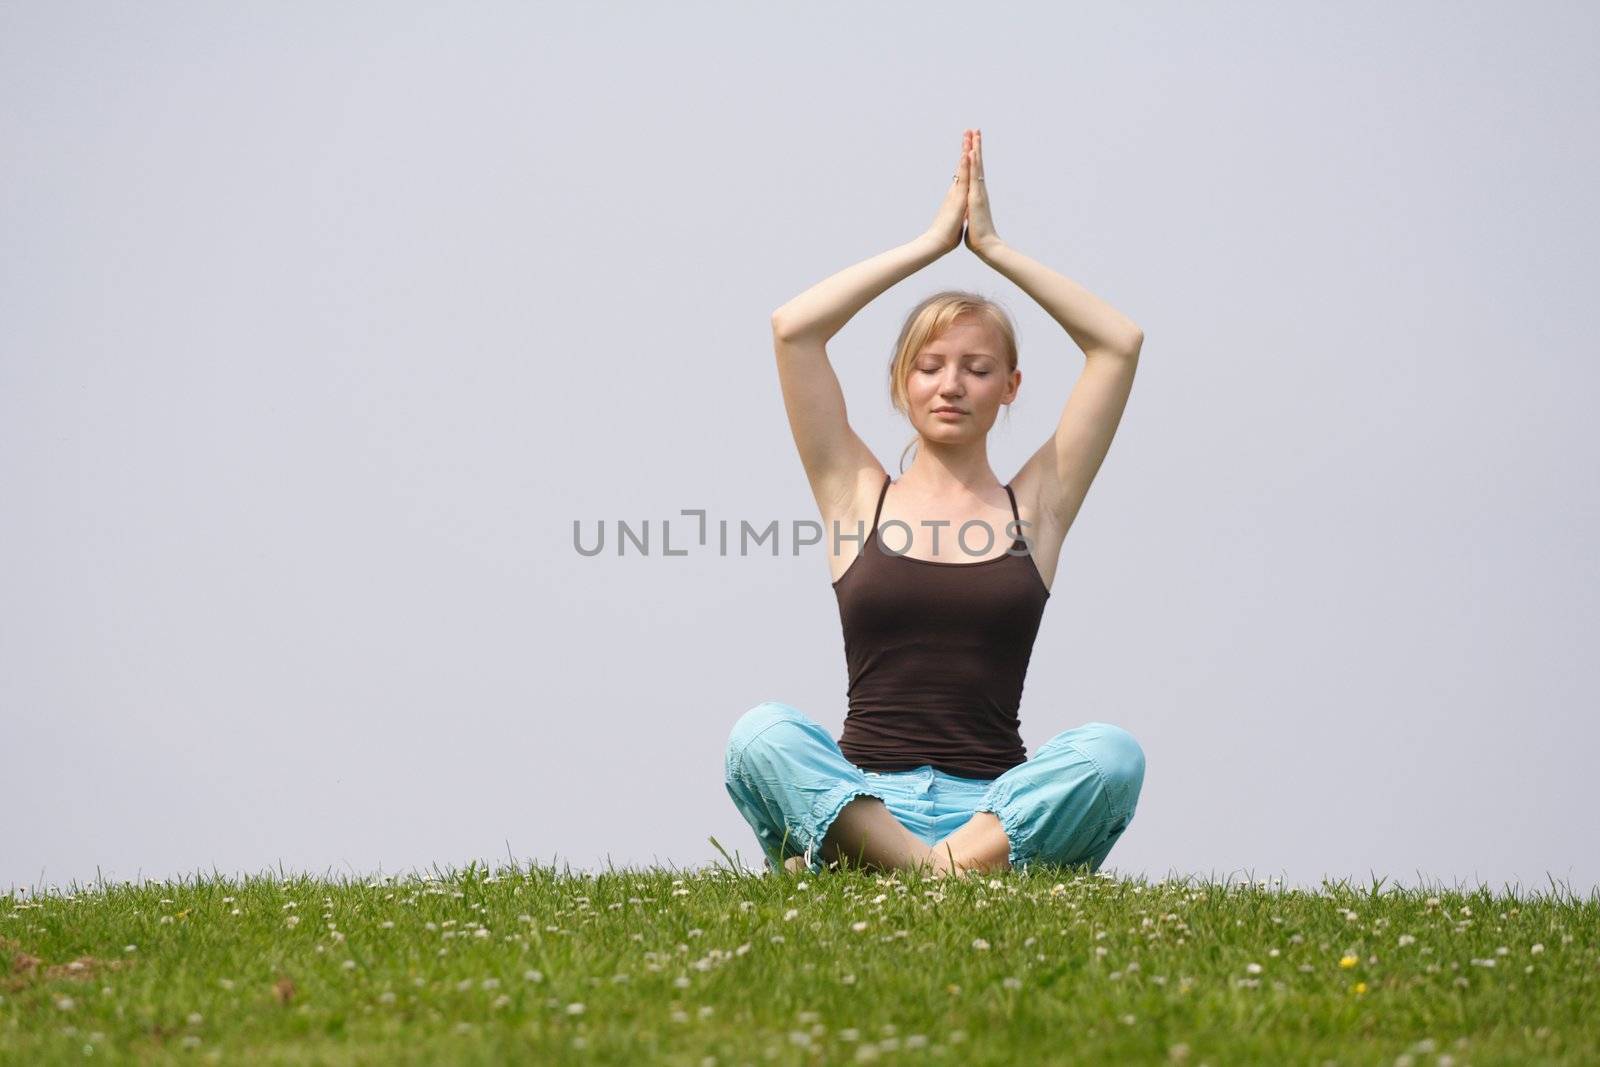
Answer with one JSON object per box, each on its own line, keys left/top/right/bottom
{"left": 771, "top": 310, "right": 811, "bottom": 343}
{"left": 1089, "top": 330, "right": 1143, "bottom": 361}
{"left": 772, "top": 307, "right": 836, "bottom": 345}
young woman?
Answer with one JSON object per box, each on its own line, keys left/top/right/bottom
{"left": 724, "top": 129, "right": 1147, "bottom": 878}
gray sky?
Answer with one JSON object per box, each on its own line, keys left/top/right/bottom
{"left": 4, "top": 2, "right": 1596, "bottom": 896}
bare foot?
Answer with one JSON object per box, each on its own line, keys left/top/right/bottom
{"left": 927, "top": 813, "right": 1011, "bottom": 878}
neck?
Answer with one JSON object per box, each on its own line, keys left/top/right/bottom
{"left": 900, "top": 437, "right": 999, "bottom": 495}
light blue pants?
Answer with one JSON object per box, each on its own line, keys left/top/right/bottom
{"left": 723, "top": 701, "right": 1145, "bottom": 876}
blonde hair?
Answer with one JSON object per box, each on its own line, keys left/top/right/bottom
{"left": 889, "top": 290, "right": 1019, "bottom": 473}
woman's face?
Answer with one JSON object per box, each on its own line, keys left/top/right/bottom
{"left": 905, "top": 316, "right": 1019, "bottom": 443}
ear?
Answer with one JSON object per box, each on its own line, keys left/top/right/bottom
{"left": 1004, "top": 368, "right": 1021, "bottom": 405}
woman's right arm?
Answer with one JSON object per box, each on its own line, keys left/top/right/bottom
{"left": 771, "top": 133, "right": 973, "bottom": 523}
{"left": 770, "top": 233, "right": 949, "bottom": 519}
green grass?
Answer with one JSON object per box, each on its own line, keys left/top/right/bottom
{"left": 2, "top": 848, "right": 1596, "bottom": 1065}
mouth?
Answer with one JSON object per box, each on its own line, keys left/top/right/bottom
{"left": 932, "top": 408, "right": 967, "bottom": 417}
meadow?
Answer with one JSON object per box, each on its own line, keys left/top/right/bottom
{"left": 2, "top": 848, "right": 1595, "bottom": 1065}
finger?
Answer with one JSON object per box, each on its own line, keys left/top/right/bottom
{"left": 973, "top": 130, "right": 985, "bottom": 186}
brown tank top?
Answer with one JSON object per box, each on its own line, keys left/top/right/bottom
{"left": 833, "top": 473, "right": 1051, "bottom": 779}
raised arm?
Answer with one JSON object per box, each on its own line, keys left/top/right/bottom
{"left": 963, "top": 130, "right": 1144, "bottom": 537}
{"left": 770, "top": 134, "right": 976, "bottom": 521}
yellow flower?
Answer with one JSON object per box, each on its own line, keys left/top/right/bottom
{"left": 1338, "top": 954, "right": 1359, "bottom": 969}
{"left": 1352, "top": 981, "right": 1368, "bottom": 995}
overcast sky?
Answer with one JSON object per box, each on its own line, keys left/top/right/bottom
{"left": 3, "top": 2, "right": 1596, "bottom": 897}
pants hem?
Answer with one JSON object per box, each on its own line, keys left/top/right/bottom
{"left": 975, "top": 787, "right": 1030, "bottom": 870}
{"left": 805, "top": 785, "right": 890, "bottom": 875}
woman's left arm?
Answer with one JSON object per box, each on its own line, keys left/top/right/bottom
{"left": 963, "top": 134, "right": 1144, "bottom": 533}
{"left": 963, "top": 130, "right": 1143, "bottom": 355}
{"left": 984, "top": 236, "right": 1144, "bottom": 535}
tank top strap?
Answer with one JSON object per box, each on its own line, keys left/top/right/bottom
{"left": 871, "top": 473, "right": 891, "bottom": 529}
{"left": 1003, "top": 483, "right": 1024, "bottom": 546}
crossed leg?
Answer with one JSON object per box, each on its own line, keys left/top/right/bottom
{"left": 782, "top": 796, "right": 935, "bottom": 874}
{"left": 780, "top": 798, "right": 1013, "bottom": 877}
{"left": 790, "top": 809, "right": 1011, "bottom": 877}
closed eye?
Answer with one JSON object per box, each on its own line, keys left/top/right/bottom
{"left": 918, "top": 363, "right": 992, "bottom": 376}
